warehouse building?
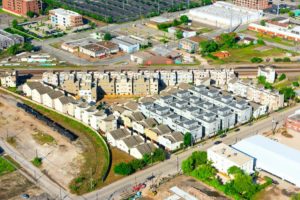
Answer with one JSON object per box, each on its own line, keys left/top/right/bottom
{"left": 188, "top": 1, "right": 263, "bottom": 28}
{"left": 233, "top": 135, "right": 300, "bottom": 187}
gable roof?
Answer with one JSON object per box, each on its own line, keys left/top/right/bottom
{"left": 25, "top": 82, "right": 44, "bottom": 90}
{"left": 57, "top": 96, "right": 74, "bottom": 105}
{"left": 46, "top": 90, "right": 64, "bottom": 99}
{"left": 163, "top": 132, "right": 184, "bottom": 143}
{"left": 34, "top": 86, "right": 51, "bottom": 95}
{"left": 134, "top": 143, "right": 156, "bottom": 155}
{"left": 121, "top": 135, "right": 144, "bottom": 148}
{"left": 109, "top": 128, "right": 130, "bottom": 140}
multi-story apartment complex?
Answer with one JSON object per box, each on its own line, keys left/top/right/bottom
{"left": 140, "top": 85, "right": 252, "bottom": 140}
{"left": 228, "top": 79, "right": 284, "bottom": 111}
{"left": 0, "top": 30, "right": 24, "bottom": 50}
{"left": 2, "top": 0, "right": 39, "bottom": 16}
{"left": 49, "top": 8, "right": 83, "bottom": 28}
{"left": 233, "top": 0, "right": 269, "bottom": 10}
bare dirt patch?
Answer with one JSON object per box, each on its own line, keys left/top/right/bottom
{"left": 0, "top": 171, "right": 51, "bottom": 200}
{"left": 0, "top": 94, "right": 83, "bottom": 190}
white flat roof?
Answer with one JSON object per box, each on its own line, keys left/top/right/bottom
{"left": 51, "top": 8, "right": 81, "bottom": 17}
{"left": 233, "top": 135, "right": 300, "bottom": 187}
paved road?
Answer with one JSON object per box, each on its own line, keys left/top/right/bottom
{"left": 82, "top": 105, "right": 300, "bottom": 200}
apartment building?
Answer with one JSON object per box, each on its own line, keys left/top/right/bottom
{"left": 0, "top": 70, "right": 18, "bottom": 87}
{"left": 2, "top": 0, "right": 39, "bottom": 16}
{"left": 140, "top": 86, "right": 252, "bottom": 140}
{"left": 228, "top": 79, "right": 284, "bottom": 111}
{"left": 258, "top": 66, "right": 276, "bottom": 83}
{"left": 233, "top": 0, "right": 269, "bottom": 10}
{"left": 97, "top": 74, "right": 115, "bottom": 95}
{"left": 49, "top": 8, "right": 83, "bottom": 28}
{"left": 116, "top": 75, "right": 133, "bottom": 95}
{"left": 0, "top": 30, "right": 24, "bottom": 50}
{"left": 208, "top": 143, "right": 254, "bottom": 174}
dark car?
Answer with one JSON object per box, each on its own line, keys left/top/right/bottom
{"left": 0, "top": 146, "right": 4, "bottom": 155}
{"left": 234, "top": 128, "right": 240, "bottom": 132}
{"left": 146, "top": 175, "right": 155, "bottom": 181}
{"left": 214, "top": 141, "right": 222, "bottom": 145}
{"left": 220, "top": 134, "right": 227, "bottom": 138}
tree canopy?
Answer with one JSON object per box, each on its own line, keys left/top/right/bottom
{"left": 183, "top": 132, "right": 193, "bottom": 147}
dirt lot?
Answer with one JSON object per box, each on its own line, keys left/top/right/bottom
{"left": 143, "top": 175, "right": 229, "bottom": 200}
{"left": 0, "top": 170, "right": 51, "bottom": 200}
{"left": 0, "top": 93, "right": 83, "bottom": 190}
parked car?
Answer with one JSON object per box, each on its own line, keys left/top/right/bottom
{"left": 132, "top": 183, "right": 146, "bottom": 192}
{"left": 21, "top": 194, "right": 30, "bottom": 199}
{"left": 146, "top": 175, "right": 155, "bottom": 181}
{"left": 234, "top": 128, "right": 240, "bottom": 132}
{"left": 214, "top": 140, "right": 222, "bottom": 145}
{"left": 220, "top": 134, "right": 227, "bottom": 138}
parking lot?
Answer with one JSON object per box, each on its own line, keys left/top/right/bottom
{"left": 58, "top": 0, "right": 194, "bottom": 22}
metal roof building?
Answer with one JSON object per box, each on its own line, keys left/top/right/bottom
{"left": 233, "top": 135, "right": 300, "bottom": 187}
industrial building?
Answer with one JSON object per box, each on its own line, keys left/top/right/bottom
{"left": 286, "top": 110, "right": 300, "bottom": 134}
{"left": 2, "top": 0, "right": 39, "bottom": 16}
{"left": 0, "top": 30, "right": 24, "bottom": 50}
{"left": 188, "top": 1, "right": 263, "bottom": 28}
{"left": 233, "top": 135, "right": 300, "bottom": 187}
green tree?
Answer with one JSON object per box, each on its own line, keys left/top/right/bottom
{"left": 280, "top": 87, "right": 296, "bottom": 101}
{"left": 181, "top": 157, "right": 195, "bottom": 174}
{"left": 183, "top": 132, "right": 193, "bottom": 147}
{"left": 180, "top": 15, "right": 189, "bottom": 24}
{"left": 23, "top": 42, "right": 34, "bottom": 52}
{"left": 227, "top": 166, "right": 244, "bottom": 176}
{"left": 260, "top": 20, "right": 266, "bottom": 26}
{"left": 251, "top": 57, "right": 263, "bottom": 63}
{"left": 114, "top": 162, "right": 134, "bottom": 175}
{"left": 175, "top": 30, "right": 183, "bottom": 39}
{"left": 103, "top": 32, "right": 112, "bottom": 41}
{"left": 293, "top": 82, "right": 300, "bottom": 87}
{"left": 129, "top": 159, "right": 145, "bottom": 171}
{"left": 289, "top": 11, "right": 295, "bottom": 17}
{"left": 218, "top": 33, "right": 237, "bottom": 48}
{"left": 192, "top": 164, "right": 216, "bottom": 180}
{"left": 26, "top": 11, "right": 36, "bottom": 18}
{"left": 152, "top": 148, "right": 167, "bottom": 162}
{"left": 278, "top": 73, "right": 286, "bottom": 81}
{"left": 12, "top": 19, "right": 18, "bottom": 28}
{"left": 7, "top": 44, "right": 19, "bottom": 55}
{"left": 233, "top": 173, "right": 257, "bottom": 199}
{"left": 257, "top": 38, "right": 265, "bottom": 45}
{"left": 200, "top": 40, "right": 219, "bottom": 55}
{"left": 257, "top": 75, "right": 266, "bottom": 85}
{"left": 191, "top": 151, "right": 207, "bottom": 166}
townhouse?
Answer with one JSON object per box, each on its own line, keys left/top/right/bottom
{"left": 54, "top": 96, "right": 75, "bottom": 114}
{"left": 42, "top": 90, "right": 64, "bottom": 108}
{"left": 90, "top": 110, "right": 107, "bottom": 130}
{"left": 228, "top": 79, "right": 284, "bottom": 111}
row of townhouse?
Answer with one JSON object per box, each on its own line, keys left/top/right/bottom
{"left": 109, "top": 101, "right": 184, "bottom": 151}
{"left": 140, "top": 85, "right": 255, "bottom": 141}
{"left": 106, "top": 128, "right": 157, "bottom": 159}
{"left": 228, "top": 79, "right": 284, "bottom": 111}
{"left": 42, "top": 68, "right": 236, "bottom": 95}
{"left": 21, "top": 81, "right": 117, "bottom": 133}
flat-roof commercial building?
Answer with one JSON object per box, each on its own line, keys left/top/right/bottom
{"left": 2, "top": 0, "right": 39, "bottom": 16}
{"left": 208, "top": 143, "right": 254, "bottom": 174}
{"left": 50, "top": 8, "right": 83, "bottom": 28}
{"left": 112, "top": 36, "right": 141, "bottom": 53}
{"left": 233, "top": 0, "right": 269, "bottom": 10}
{"left": 0, "top": 30, "right": 24, "bottom": 50}
{"left": 233, "top": 135, "right": 300, "bottom": 187}
{"left": 188, "top": 2, "right": 263, "bottom": 28}
{"left": 79, "top": 41, "right": 119, "bottom": 58}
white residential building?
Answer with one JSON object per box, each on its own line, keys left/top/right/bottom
{"left": 106, "top": 128, "right": 131, "bottom": 147}
{"left": 49, "top": 8, "right": 83, "bottom": 28}
{"left": 258, "top": 66, "right": 276, "bottom": 83}
{"left": 54, "top": 96, "right": 74, "bottom": 114}
{"left": 42, "top": 90, "right": 64, "bottom": 108}
{"left": 90, "top": 110, "right": 107, "bottom": 130}
{"left": 0, "top": 70, "right": 18, "bottom": 87}
{"left": 157, "top": 132, "right": 183, "bottom": 151}
{"left": 31, "top": 86, "right": 51, "bottom": 104}
{"left": 130, "top": 143, "right": 156, "bottom": 159}
{"left": 81, "top": 106, "right": 97, "bottom": 125}
{"left": 74, "top": 102, "right": 89, "bottom": 121}
{"left": 207, "top": 143, "right": 254, "bottom": 174}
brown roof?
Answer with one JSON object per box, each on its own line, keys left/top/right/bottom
{"left": 186, "top": 36, "right": 206, "bottom": 43}
{"left": 97, "top": 41, "right": 118, "bottom": 49}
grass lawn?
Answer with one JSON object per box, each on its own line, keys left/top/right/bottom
{"left": 32, "top": 131, "right": 56, "bottom": 145}
{"left": 273, "top": 79, "right": 292, "bottom": 90}
{"left": 206, "top": 45, "right": 289, "bottom": 65}
{"left": 241, "top": 30, "right": 296, "bottom": 46}
{"left": 0, "top": 157, "right": 15, "bottom": 176}
{"left": 0, "top": 8, "right": 24, "bottom": 19}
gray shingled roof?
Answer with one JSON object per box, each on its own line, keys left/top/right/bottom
{"left": 25, "top": 82, "right": 44, "bottom": 90}
{"left": 58, "top": 96, "right": 74, "bottom": 105}
{"left": 135, "top": 143, "right": 156, "bottom": 155}
{"left": 122, "top": 135, "right": 143, "bottom": 148}
{"left": 34, "top": 86, "right": 51, "bottom": 95}
{"left": 109, "top": 128, "right": 130, "bottom": 140}
{"left": 47, "top": 90, "right": 64, "bottom": 99}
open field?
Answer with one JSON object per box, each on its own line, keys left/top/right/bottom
{"left": 206, "top": 45, "right": 292, "bottom": 65}
{"left": 0, "top": 94, "right": 83, "bottom": 190}
{"left": 241, "top": 30, "right": 296, "bottom": 47}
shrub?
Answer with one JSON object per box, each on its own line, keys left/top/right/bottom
{"left": 251, "top": 57, "right": 263, "bottom": 63}
{"left": 32, "top": 157, "right": 42, "bottom": 167}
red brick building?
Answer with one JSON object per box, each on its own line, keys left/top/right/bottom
{"left": 286, "top": 111, "right": 300, "bottom": 133}
{"left": 2, "top": 0, "right": 40, "bottom": 16}
{"left": 233, "top": 0, "right": 269, "bottom": 10}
